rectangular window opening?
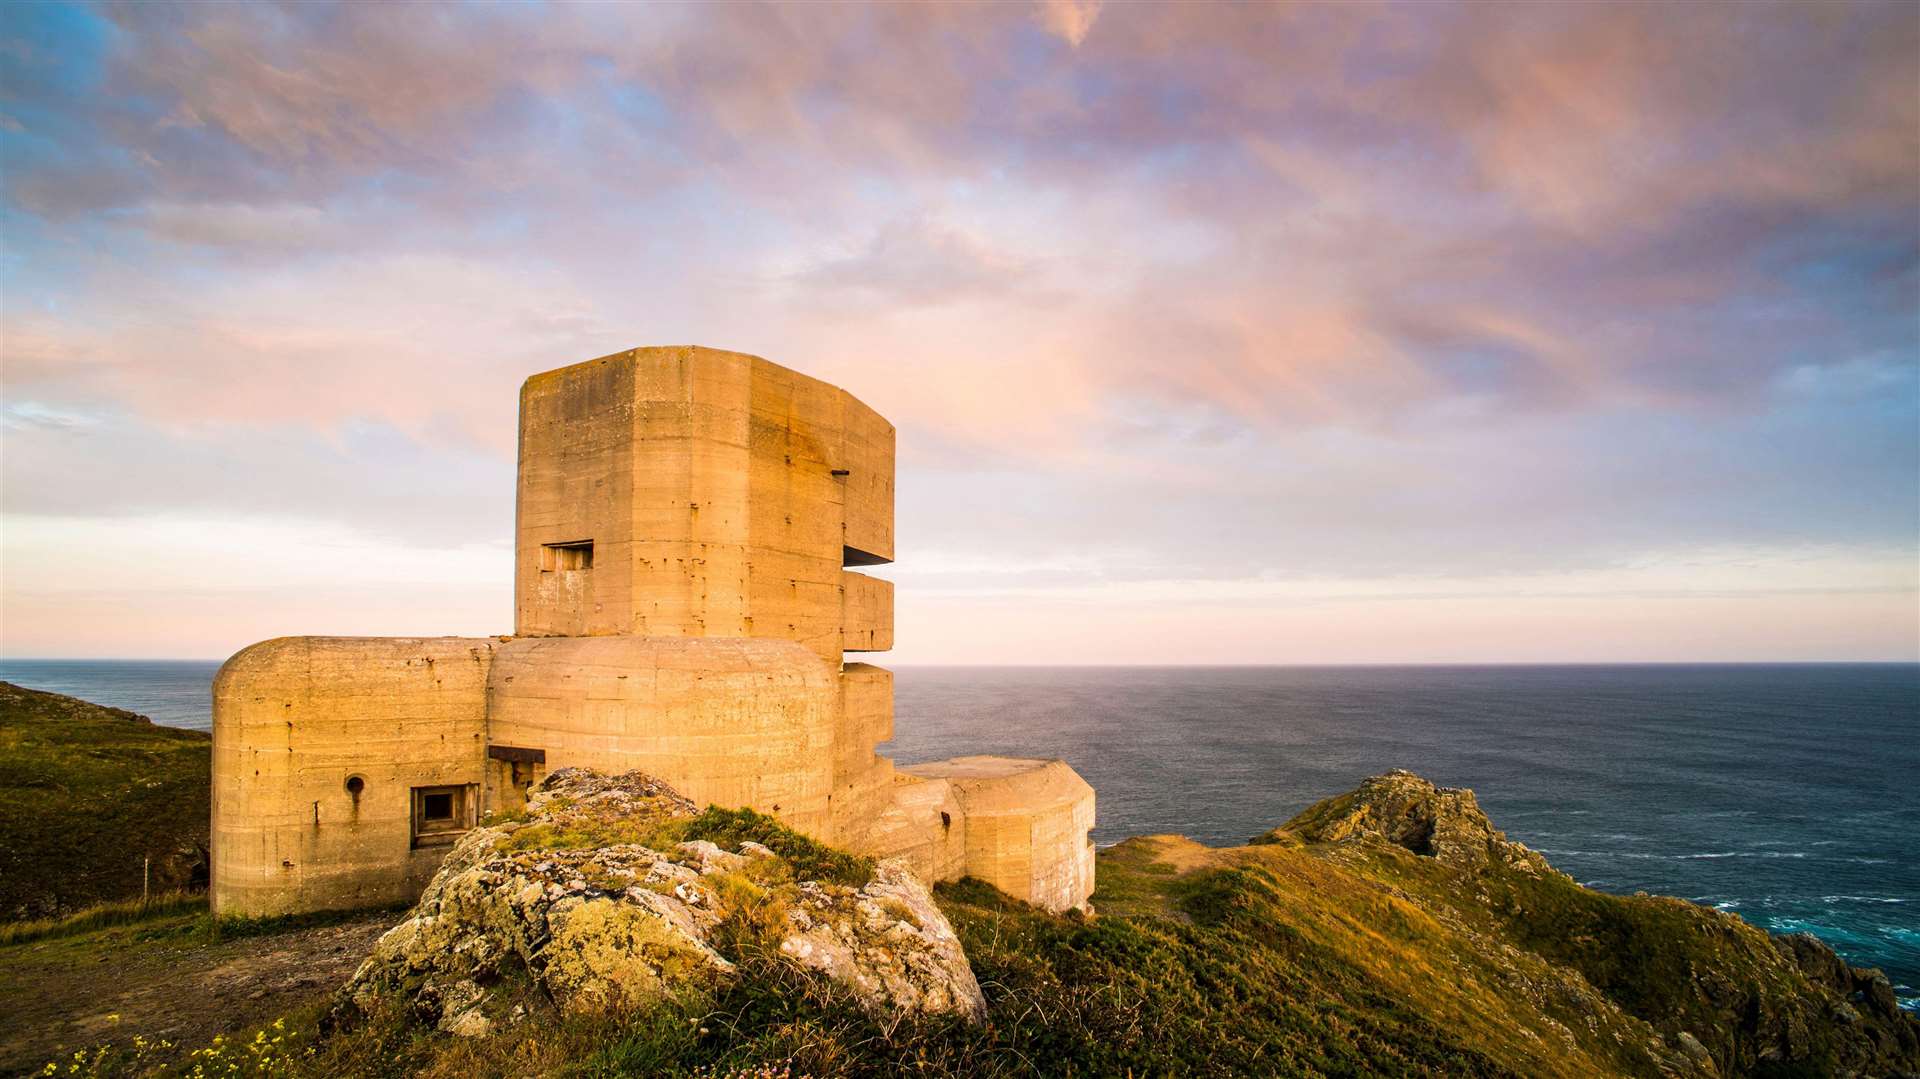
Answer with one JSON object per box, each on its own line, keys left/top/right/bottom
{"left": 411, "top": 784, "right": 474, "bottom": 848}
{"left": 540, "top": 540, "right": 594, "bottom": 572}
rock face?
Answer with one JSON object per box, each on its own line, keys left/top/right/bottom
{"left": 779, "top": 861, "right": 985, "bottom": 1018}
{"left": 1267, "top": 768, "right": 1561, "bottom": 876}
{"left": 332, "top": 768, "right": 984, "bottom": 1035}
{"left": 1773, "top": 931, "right": 1913, "bottom": 1038}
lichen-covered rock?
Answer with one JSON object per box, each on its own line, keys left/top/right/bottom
{"left": 330, "top": 768, "right": 984, "bottom": 1036}
{"left": 1268, "top": 768, "right": 1564, "bottom": 876}
{"left": 779, "top": 860, "right": 986, "bottom": 1021}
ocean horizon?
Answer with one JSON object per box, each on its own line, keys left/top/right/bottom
{"left": 3, "top": 658, "right": 1914, "bottom": 1010}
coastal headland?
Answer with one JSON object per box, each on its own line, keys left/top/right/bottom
{"left": 2, "top": 683, "right": 1914, "bottom": 1077}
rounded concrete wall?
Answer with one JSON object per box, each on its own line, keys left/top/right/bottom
{"left": 211, "top": 636, "right": 495, "bottom": 917}
{"left": 486, "top": 636, "right": 838, "bottom": 837}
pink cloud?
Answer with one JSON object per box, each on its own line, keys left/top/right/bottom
{"left": 5, "top": 1, "right": 1913, "bottom": 453}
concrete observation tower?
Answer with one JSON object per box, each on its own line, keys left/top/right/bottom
{"left": 210, "top": 346, "right": 1096, "bottom": 917}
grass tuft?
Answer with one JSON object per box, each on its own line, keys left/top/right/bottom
{"left": 0, "top": 892, "right": 206, "bottom": 947}
{"left": 680, "top": 807, "right": 874, "bottom": 888}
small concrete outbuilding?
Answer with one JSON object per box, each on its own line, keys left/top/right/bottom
{"left": 211, "top": 346, "right": 1096, "bottom": 917}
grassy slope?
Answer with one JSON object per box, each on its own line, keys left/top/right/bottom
{"left": 18, "top": 797, "right": 1910, "bottom": 1078}
{"left": 286, "top": 835, "right": 1694, "bottom": 1077}
{"left": 298, "top": 840, "right": 1568, "bottom": 1078}
{"left": 1272, "top": 776, "right": 1917, "bottom": 1078}
{"left": 0, "top": 681, "right": 211, "bottom": 918}
{"left": 3, "top": 686, "right": 1908, "bottom": 1078}
{"left": 1334, "top": 841, "right": 1869, "bottom": 1078}
{"left": 293, "top": 813, "right": 1913, "bottom": 1079}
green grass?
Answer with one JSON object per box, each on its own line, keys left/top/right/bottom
{"left": 494, "top": 804, "right": 875, "bottom": 889}
{"left": 284, "top": 856, "right": 1647, "bottom": 1078}
{"left": 197, "top": 901, "right": 411, "bottom": 943}
{"left": 25, "top": 819, "right": 1919, "bottom": 1078}
{"left": 0, "top": 891, "right": 206, "bottom": 946}
{"left": 6, "top": 707, "right": 1905, "bottom": 1079}
{"left": 0, "top": 681, "right": 210, "bottom": 919}
{"left": 0, "top": 890, "right": 404, "bottom": 951}
{"left": 678, "top": 806, "right": 875, "bottom": 887}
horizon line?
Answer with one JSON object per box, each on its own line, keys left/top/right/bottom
{"left": 3, "top": 657, "right": 1917, "bottom": 668}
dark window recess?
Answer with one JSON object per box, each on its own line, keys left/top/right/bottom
{"left": 540, "top": 540, "right": 593, "bottom": 572}
{"left": 410, "top": 784, "right": 473, "bottom": 848}
{"left": 487, "top": 744, "right": 547, "bottom": 765}
{"left": 842, "top": 544, "right": 891, "bottom": 567}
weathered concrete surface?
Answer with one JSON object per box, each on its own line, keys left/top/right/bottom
{"left": 860, "top": 773, "right": 969, "bottom": 885}
{"left": 513, "top": 346, "right": 895, "bottom": 660}
{"left": 485, "top": 635, "right": 838, "bottom": 838}
{"left": 212, "top": 637, "right": 495, "bottom": 917}
{"left": 898, "top": 757, "right": 1097, "bottom": 912}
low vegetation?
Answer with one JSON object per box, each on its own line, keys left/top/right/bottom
{"left": 493, "top": 802, "right": 875, "bottom": 890}
{"left": 0, "top": 681, "right": 210, "bottom": 919}
{"left": 20, "top": 784, "right": 1917, "bottom": 1078}
{"left": 0, "top": 892, "right": 205, "bottom": 947}
{"left": 4, "top": 687, "right": 1912, "bottom": 1078}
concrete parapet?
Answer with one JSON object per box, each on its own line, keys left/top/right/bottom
{"left": 899, "top": 757, "right": 1097, "bottom": 912}
{"left": 832, "top": 663, "right": 896, "bottom": 843}
{"left": 841, "top": 572, "right": 893, "bottom": 652}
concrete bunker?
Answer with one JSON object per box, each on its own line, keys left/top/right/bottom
{"left": 211, "top": 346, "right": 1096, "bottom": 917}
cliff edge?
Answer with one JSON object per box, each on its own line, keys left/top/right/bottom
{"left": 8, "top": 758, "right": 1916, "bottom": 1078}
{"left": 299, "top": 768, "right": 1916, "bottom": 1078}
{"left": 1197, "top": 769, "right": 1917, "bottom": 1077}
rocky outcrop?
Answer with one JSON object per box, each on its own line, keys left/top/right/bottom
{"left": 1259, "top": 771, "right": 1920, "bottom": 1079}
{"left": 1266, "top": 768, "right": 1563, "bottom": 876}
{"left": 331, "top": 768, "right": 983, "bottom": 1036}
{"left": 779, "top": 860, "right": 985, "bottom": 1018}
{"left": 1774, "top": 931, "right": 1914, "bottom": 1040}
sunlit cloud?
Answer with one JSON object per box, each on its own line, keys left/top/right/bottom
{"left": 0, "top": 0, "right": 1913, "bottom": 660}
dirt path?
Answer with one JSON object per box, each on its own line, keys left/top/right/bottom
{"left": 0, "top": 910, "right": 395, "bottom": 1076}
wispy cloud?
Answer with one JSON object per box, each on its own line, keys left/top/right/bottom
{"left": 1, "top": 0, "right": 1913, "bottom": 660}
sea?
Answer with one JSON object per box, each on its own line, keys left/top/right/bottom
{"left": 3, "top": 659, "right": 1914, "bottom": 1008}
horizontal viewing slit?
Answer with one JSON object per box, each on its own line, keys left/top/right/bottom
{"left": 541, "top": 540, "right": 594, "bottom": 572}
{"left": 842, "top": 544, "right": 890, "bottom": 568}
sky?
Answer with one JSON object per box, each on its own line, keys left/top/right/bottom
{"left": 0, "top": 0, "right": 1916, "bottom": 663}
